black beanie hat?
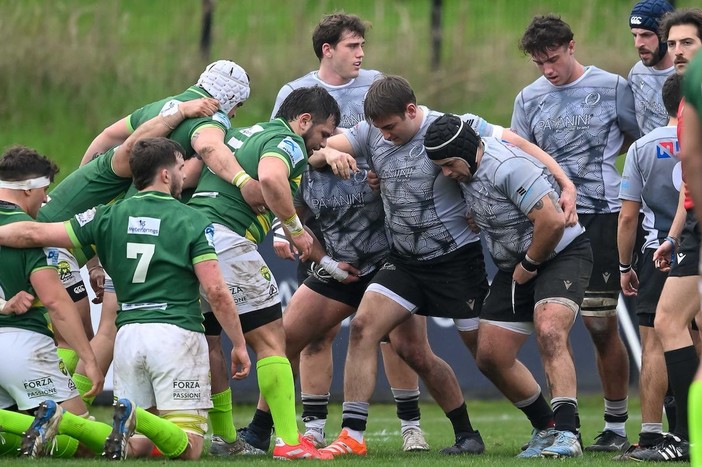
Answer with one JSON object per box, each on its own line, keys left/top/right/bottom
{"left": 424, "top": 114, "right": 481, "bottom": 174}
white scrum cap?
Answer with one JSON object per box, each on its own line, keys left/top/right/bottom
{"left": 197, "top": 60, "right": 250, "bottom": 114}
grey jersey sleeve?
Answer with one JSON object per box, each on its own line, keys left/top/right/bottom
{"left": 510, "top": 92, "right": 533, "bottom": 141}
{"left": 616, "top": 77, "right": 642, "bottom": 140}
{"left": 270, "top": 85, "right": 295, "bottom": 120}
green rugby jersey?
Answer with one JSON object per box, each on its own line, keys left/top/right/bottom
{"left": 65, "top": 191, "right": 217, "bottom": 332}
{"left": 0, "top": 202, "right": 55, "bottom": 337}
{"left": 128, "top": 85, "right": 231, "bottom": 157}
{"left": 188, "top": 118, "right": 307, "bottom": 243}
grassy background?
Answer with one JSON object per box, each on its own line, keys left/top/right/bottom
{"left": 0, "top": 0, "right": 698, "bottom": 181}
{"left": 3, "top": 395, "right": 647, "bottom": 465}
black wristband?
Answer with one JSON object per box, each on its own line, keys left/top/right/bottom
{"left": 618, "top": 261, "right": 632, "bottom": 273}
{"left": 521, "top": 257, "right": 539, "bottom": 273}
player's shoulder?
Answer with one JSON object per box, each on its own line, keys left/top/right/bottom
{"left": 634, "top": 125, "right": 677, "bottom": 148}
{"left": 281, "top": 72, "right": 319, "bottom": 91}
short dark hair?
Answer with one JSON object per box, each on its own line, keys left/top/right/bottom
{"left": 363, "top": 75, "right": 416, "bottom": 122}
{"left": 312, "top": 13, "right": 370, "bottom": 60}
{"left": 519, "top": 15, "right": 574, "bottom": 56}
{"left": 662, "top": 72, "right": 683, "bottom": 117}
{"left": 659, "top": 8, "right": 702, "bottom": 42}
{"left": 129, "top": 137, "right": 185, "bottom": 190}
{"left": 0, "top": 146, "right": 59, "bottom": 182}
{"left": 274, "top": 86, "right": 341, "bottom": 127}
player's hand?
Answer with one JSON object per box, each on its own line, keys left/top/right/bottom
{"left": 179, "top": 98, "right": 220, "bottom": 118}
{"left": 274, "top": 239, "right": 296, "bottom": 260}
{"left": 653, "top": 241, "right": 674, "bottom": 272}
{"left": 367, "top": 170, "right": 380, "bottom": 192}
{"left": 559, "top": 184, "right": 578, "bottom": 227}
{"left": 620, "top": 269, "right": 639, "bottom": 296}
{"left": 291, "top": 230, "right": 314, "bottom": 262}
{"left": 338, "top": 262, "right": 362, "bottom": 284}
{"left": 89, "top": 266, "right": 105, "bottom": 304}
{"left": 230, "top": 345, "right": 251, "bottom": 380}
{"left": 81, "top": 359, "right": 105, "bottom": 398}
{"left": 240, "top": 179, "right": 269, "bottom": 214}
{"left": 1, "top": 290, "right": 34, "bottom": 315}
{"left": 314, "top": 148, "right": 357, "bottom": 179}
{"left": 513, "top": 263, "right": 537, "bottom": 285}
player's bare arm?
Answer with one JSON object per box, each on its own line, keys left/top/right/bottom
{"left": 195, "top": 259, "right": 250, "bottom": 380}
{"left": 31, "top": 268, "right": 104, "bottom": 397}
{"left": 503, "top": 128, "right": 578, "bottom": 226}
{"left": 111, "top": 98, "right": 219, "bottom": 178}
{"left": 191, "top": 127, "right": 267, "bottom": 212}
{"left": 258, "top": 156, "right": 314, "bottom": 260}
{"left": 80, "top": 117, "right": 132, "bottom": 166}
{"left": 617, "top": 199, "right": 642, "bottom": 296}
{"left": 513, "top": 191, "right": 565, "bottom": 285}
{"left": 0, "top": 221, "right": 72, "bottom": 249}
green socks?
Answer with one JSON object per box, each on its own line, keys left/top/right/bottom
{"left": 135, "top": 407, "right": 188, "bottom": 458}
{"left": 58, "top": 410, "right": 111, "bottom": 454}
{"left": 57, "top": 347, "right": 79, "bottom": 375}
{"left": 257, "top": 356, "right": 298, "bottom": 445}
{"left": 210, "top": 388, "right": 236, "bottom": 443}
{"left": 72, "top": 373, "right": 96, "bottom": 406}
{"left": 690, "top": 380, "right": 702, "bottom": 466}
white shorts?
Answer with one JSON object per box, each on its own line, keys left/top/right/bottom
{"left": 200, "top": 223, "right": 280, "bottom": 315}
{"left": 0, "top": 328, "right": 78, "bottom": 410}
{"left": 113, "top": 323, "right": 212, "bottom": 411}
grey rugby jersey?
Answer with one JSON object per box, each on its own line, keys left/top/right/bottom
{"left": 344, "top": 106, "right": 497, "bottom": 261}
{"left": 627, "top": 61, "right": 674, "bottom": 135}
{"left": 620, "top": 125, "right": 681, "bottom": 251}
{"left": 511, "top": 66, "right": 640, "bottom": 214}
{"left": 271, "top": 69, "right": 380, "bottom": 127}
{"left": 461, "top": 138, "right": 583, "bottom": 271}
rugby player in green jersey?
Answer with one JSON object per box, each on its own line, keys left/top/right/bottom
{"left": 0, "top": 137, "right": 250, "bottom": 460}
{"left": 0, "top": 146, "right": 116, "bottom": 459}
{"left": 188, "top": 85, "right": 342, "bottom": 460}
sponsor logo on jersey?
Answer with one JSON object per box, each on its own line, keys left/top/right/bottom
{"left": 656, "top": 140, "right": 679, "bottom": 159}
{"left": 204, "top": 225, "right": 215, "bottom": 248}
{"left": 467, "top": 299, "right": 475, "bottom": 311}
{"left": 602, "top": 272, "right": 611, "bottom": 283}
{"left": 277, "top": 137, "right": 305, "bottom": 166}
{"left": 57, "top": 260, "right": 73, "bottom": 282}
{"left": 584, "top": 92, "right": 601, "bottom": 106}
{"left": 75, "top": 208, "right": 96, "bottom": 226}
{"left": 127, "top": 216, "right": 161, "bottom": 236}
{"left": 260, "top": 265, "right": 272, "bottom": 281}
{"left": 677, "top": 252, "right": 686, "bottom": 264}
{"left": 537, "top": 114, "right": 592, "bottom": 131}
{"left": 45, "top": 248, "right": 59, "bottom": 266}
{"left": 72, "top": 284, "right": 86, "bottom": 295}
{"left": 630, "top": 16, "right": 642, "bottom": 25}
{"left": 226, "top": 136, "right": 244, "bottom": 149}
{"left": 564, "top": 280, "right": 573, "bottom": 290}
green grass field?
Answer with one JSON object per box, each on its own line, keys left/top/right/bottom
{"left": 3, "top": 394, "right": 647, "bottom": 465}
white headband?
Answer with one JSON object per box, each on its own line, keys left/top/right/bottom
{"left": 0, "top": 176, "right": 51, "bottom": 190}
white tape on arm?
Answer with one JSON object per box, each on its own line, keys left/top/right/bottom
{"left": 320, "top": 255, "right": 349, "bottom": 282}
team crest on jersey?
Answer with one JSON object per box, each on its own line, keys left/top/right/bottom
{"left": 239, "top": 124, "right": 264, "bottom": 137}
{"left": 204, "top": 225, "right": 215, "bottom": 248}
{"left": 75, "top": 208, "right": 96, "bottom": 226}
{"left": 260, "top": 265, "right": 272, "bottom": 281}
{"left": 277, "top": 137, "right": 304, "bottom": 166}
{"left": 160, "top": 99, "right": 181, "bottom": 117}
{"left": 127, "top": 216, "right": 161, "bottom": 236}
{"left": 57, "top": 260, "right": 73, "bottom": 282}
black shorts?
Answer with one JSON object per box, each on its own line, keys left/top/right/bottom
{"left": 669, "top": 210, "right": 700, "bottom": 278}
{"left": 636, "top": 247, "right": 668, "bottom": 322}
{"left": 203, "top": 303, "right": 282, "bottom": 336}
{"left": 579, "top": 213, "right": 619, "bottom": 292}
{"left": 303, "top": 269, "right": 376, "bottom": 309}
{"left": 481, "top": 236, "right": 592, "bottom": 323}
{"left": 368, "top": 242, "right": 488, "bottom": 319}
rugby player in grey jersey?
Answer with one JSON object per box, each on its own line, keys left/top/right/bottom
{"left": 617, "top": 72, "right": 682, "bottom": 460}
{"left": 311, "top": 75, "right": 577, "bottom": 458}
{"left": 628, "top": 0, "right": 675, "bottom": 135}
{"left": 239, "top": 13, "right": 432, "bottom": 453}
{"left": 424, "top": 113, "right": 592, "bottom": 458}
{"left": 512, "top": 14, "right": 641, "bottom": 453}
